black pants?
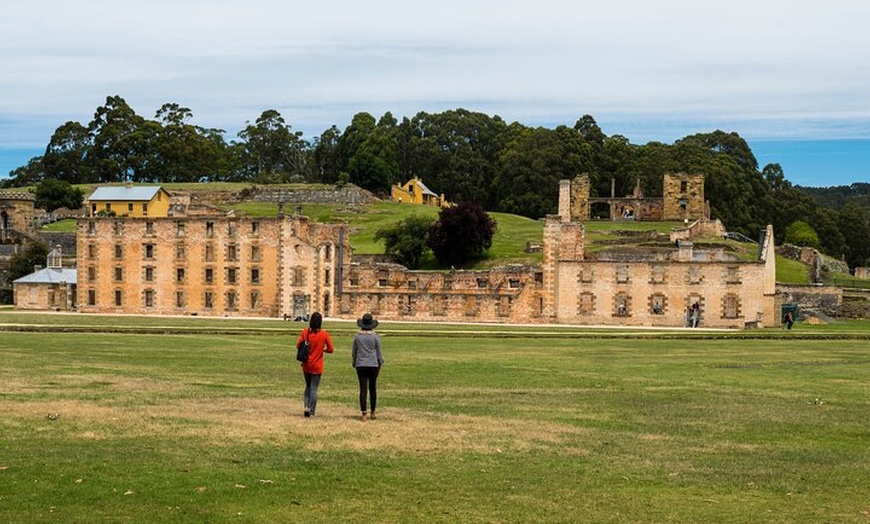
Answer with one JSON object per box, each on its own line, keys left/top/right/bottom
{"left": 356, "top": 367, "right": 380, "bottom": 413}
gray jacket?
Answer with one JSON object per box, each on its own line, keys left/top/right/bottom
{"left": 352, "top": 331, "right": 383, "bottom": 368}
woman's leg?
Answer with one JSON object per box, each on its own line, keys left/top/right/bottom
{"left": 356, "top": 367, "right": 369, "bottom": 414}
{"left": 303, "top": 372, "right": 313, "bottom": 412}
{"left": 368, "top": 368, "right": 380, "bottom": 415}
{"left": 307, "top": 373, "right": 322, "bottom": 416}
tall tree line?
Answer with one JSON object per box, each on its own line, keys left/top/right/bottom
{"left": 4, "top": 95, "right": 868, "bottom": 269}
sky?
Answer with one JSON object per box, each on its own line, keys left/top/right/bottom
{"left": 1, "top": 0, "right": 869, "bottom": 188}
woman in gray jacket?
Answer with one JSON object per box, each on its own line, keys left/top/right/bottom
{"left": 352, "top": 313, "right": 383, "bottom": 421}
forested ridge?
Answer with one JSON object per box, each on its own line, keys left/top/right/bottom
{"left": 3, "top": 95, "right": 868, "bottom": 269}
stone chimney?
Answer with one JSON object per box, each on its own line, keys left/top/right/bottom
{"left": 675, "top": 240, "right": 693, "bottom": 262}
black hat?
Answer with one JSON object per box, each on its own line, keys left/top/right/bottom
{"left": 357, "top": 313, "right": 378, "bottom": 330}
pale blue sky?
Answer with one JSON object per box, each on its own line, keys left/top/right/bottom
{"left": 2, "top": 0, "right": 869, "bottom": 187}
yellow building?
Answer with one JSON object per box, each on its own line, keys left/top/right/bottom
{"left": 87, "top": 185, "right": 171, "bottom": 218}
{"left": 391, "top": 177, "right": 450, "bottom": 208}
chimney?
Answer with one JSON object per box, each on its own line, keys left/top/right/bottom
{"left": 676, "top": 240, "right": 693, "bottom": 262}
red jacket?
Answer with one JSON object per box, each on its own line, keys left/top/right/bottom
{"left": 297, "top": 328, "right": 334, "bottom": 374}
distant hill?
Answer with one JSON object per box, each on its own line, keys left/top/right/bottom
{"left": 800, "top": 182, "right": 870, "bottom": 210}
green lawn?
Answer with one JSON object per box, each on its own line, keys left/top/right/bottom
{"left": 776, "top": 255, "right": 812, "bottom": 284}
{"left": 1, "top": 313, "right": 868, "bottom": 523}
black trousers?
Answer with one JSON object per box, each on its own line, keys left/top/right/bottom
{"left": 356, "top": 367, "right": 380, "bottom": 413}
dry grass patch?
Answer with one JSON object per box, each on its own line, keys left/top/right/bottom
{"left": 6, "top": 394, "right": 593, "bottom": 456}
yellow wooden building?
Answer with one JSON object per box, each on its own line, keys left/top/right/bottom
{"left": 87, "top": 185, "right": 171, "bottom": 218}
{"left": 391, "top": 177, "right": 450, "bottom": 208}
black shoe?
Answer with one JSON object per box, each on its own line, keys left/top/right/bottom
{"left": 304, "top": 410, "right": 311, "bottom": 418}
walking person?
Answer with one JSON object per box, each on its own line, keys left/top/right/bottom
{"left": 297, "top": 312, "right": 334, "bottom": 418}
{"left": 352, "top": 313, "right": 383, "bottom": 421}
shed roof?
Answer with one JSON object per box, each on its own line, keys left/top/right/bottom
{"left": 13, "top": 267, "right": 77, "bottom": 284}
{"left": 88, "top": 186, "right": 164, "bottom": 202}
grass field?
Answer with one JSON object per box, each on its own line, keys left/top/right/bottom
{"left": 1, "top": 312, "right": 868, "bottom": 523}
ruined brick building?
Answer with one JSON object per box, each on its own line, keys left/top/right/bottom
{"left": 71, "top": 173, "right": 777, "bottom": 329}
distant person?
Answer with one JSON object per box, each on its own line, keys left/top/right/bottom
{"left": 691, "top": 302, "right": 700, "bottom": 328}
{"left": 784, "top": 310, "right": 795, "bottom": 330}
{"left": 352, "top": 313, "right": 383, "bottom": 421}
{"left": 297, "top": 312, "right": 334, "bottom": 418}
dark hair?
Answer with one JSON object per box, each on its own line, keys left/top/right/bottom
{"left": 309, "top": 312, "right": 323, "bottom": 333}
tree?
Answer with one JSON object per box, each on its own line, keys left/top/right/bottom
{"left": 374, "top": 215, "right": 434, "bottom": 268}
{"left": 6, "top": 242, "right": 50, "bottom": 284}
{"left": 88, "top": 95, "right": 147, "bottom": 182}
{"left": 154, "top": 103, "right": 231, "bottom": 182}
{"left": 762, "top": 163, "right": 788, "bottom": 192}
{"left": 236, "top": 109, "right": 310, "bottom": 181}
{"left": 42, "top": 121, "right": 94, "bottom": 184}
{"left": 312, "top": 125, "right": 342, "bottom": 183}
{"left": 495, "top": 125, "right": 591, "bottom": 218}
{"left": 34, "top": 179, "right": 84, "bottom": 212}
{"left": 838, "top": 202, "right": 870, "bottom": 268}
{"left": 2, "top": 156, "right": 44, "bottom": 187}
{"left": 784, "top": 220, "right": 820, "bottom": 248}
{"left": 427, "top": 202, "right": 497, "bottom": 267}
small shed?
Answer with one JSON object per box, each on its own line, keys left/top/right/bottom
{"left": 13, "top": 246, "right": 77, "bottom": 311}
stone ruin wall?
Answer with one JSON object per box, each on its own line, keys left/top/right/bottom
{"left": 245, "top": 184, "right": 378, "bottom": 206}
{"left": 662, "top": 173, "right": 706, "bottom": 220}
{"left": 337, "top": 263, "right": 546, "bottom": 324}
{"left": 552, "top": 258, "right": 772, "bottom": 329}
{"left": 0, "top": 192, "right": 36, "bottom": 235}
{"left": 775, "top": 284, "right": 843, "bottom": 318}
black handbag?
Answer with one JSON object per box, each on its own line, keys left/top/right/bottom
{"left": 296, "top": 329, "right": 310, "bottom": 362}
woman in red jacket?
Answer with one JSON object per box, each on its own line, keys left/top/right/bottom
{"left": 296, "top": 312, "right": 334, "bottom": 417}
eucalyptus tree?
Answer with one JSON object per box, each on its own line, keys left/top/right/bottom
{"left": 401, "top": 109, "right": 508, "bottom": 207}
{"left": 154, "top": 103, "right": 230, "bottom": 182}
{"left": 87, "top": 95, "right": 147, "bottom": 182}
{"left": 312, "top": 125, "right": 342, "bottom": 183}
{"left": 41, "top": 121, "right": 95, "bottom": 184}
{"left": 236, "top": 109, "right": 310, "bottom": 182}
{"left": 495, "top": 125, "right": 592, "bottom": 218}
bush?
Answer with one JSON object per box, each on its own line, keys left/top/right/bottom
{"left": 427, "top": 202, "right": 497, "bottom": 267}
{"left": 374, "top": 215, "right": 434, "bottom": 269}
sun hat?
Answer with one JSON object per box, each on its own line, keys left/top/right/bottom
{"left": 357, "top": 313, "right": 378, "bottom": 330}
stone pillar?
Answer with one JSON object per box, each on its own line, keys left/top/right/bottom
{"left": 558, "top": 180, "right": 571, "bottom": 222}
{"left": 541, "top": 216, "right": 561, "bottom": 319}
{"left": 570, "top": 174, "right": 591, "bottom": 221}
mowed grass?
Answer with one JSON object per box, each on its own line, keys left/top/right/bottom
{"left": 1, "top": 314, "right": 868, "bottom": 523}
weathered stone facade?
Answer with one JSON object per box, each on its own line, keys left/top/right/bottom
{"left": 0, "top": 191, "right": 36, "bottom": 242}
{"left": 548, "top": 176, "right": 776, "bottom": 327}
{"left": 72, "top": 174, "right": 777, "bottom": 329}
{"left": 567, "top": 173, "right": 708, "bottom": 222}
{"left": 76, "top": 216, "right": 347, "bottom": 318}
{"left": 775, "top": 284, "right": 843, "bottom": 318}
{"left": 338, "top": 263, "right": 546, "bottom": 323}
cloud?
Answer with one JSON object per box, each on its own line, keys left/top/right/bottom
{"left": 2, "top": 0, "right": 870, "bottom": 150}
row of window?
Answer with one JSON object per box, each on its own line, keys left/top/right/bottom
{"left": 85, "top": 266, "right": 262, "bottom": 285}
{"left": 86, "top": 243, "right": 262, "bottom": 263}
{"left": 87, "top": 220, "right": 262, "bottom": 237}
{"left": 578, "top": 266, "right": 743, "bottom": 284}
{"left": 341, "top": 294, "right": 519, "bottom": 318}
{"left": 348, "top": 276, "right": 528, "bottom": 289}
{"left": 84, "top": 289, "right": 263, "bottom": 310}
{"left": 579, "top": 292, "right": 742, "bottom": 318}
{"left": 91, "top": 203, "right": 149, "bottom": 216}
